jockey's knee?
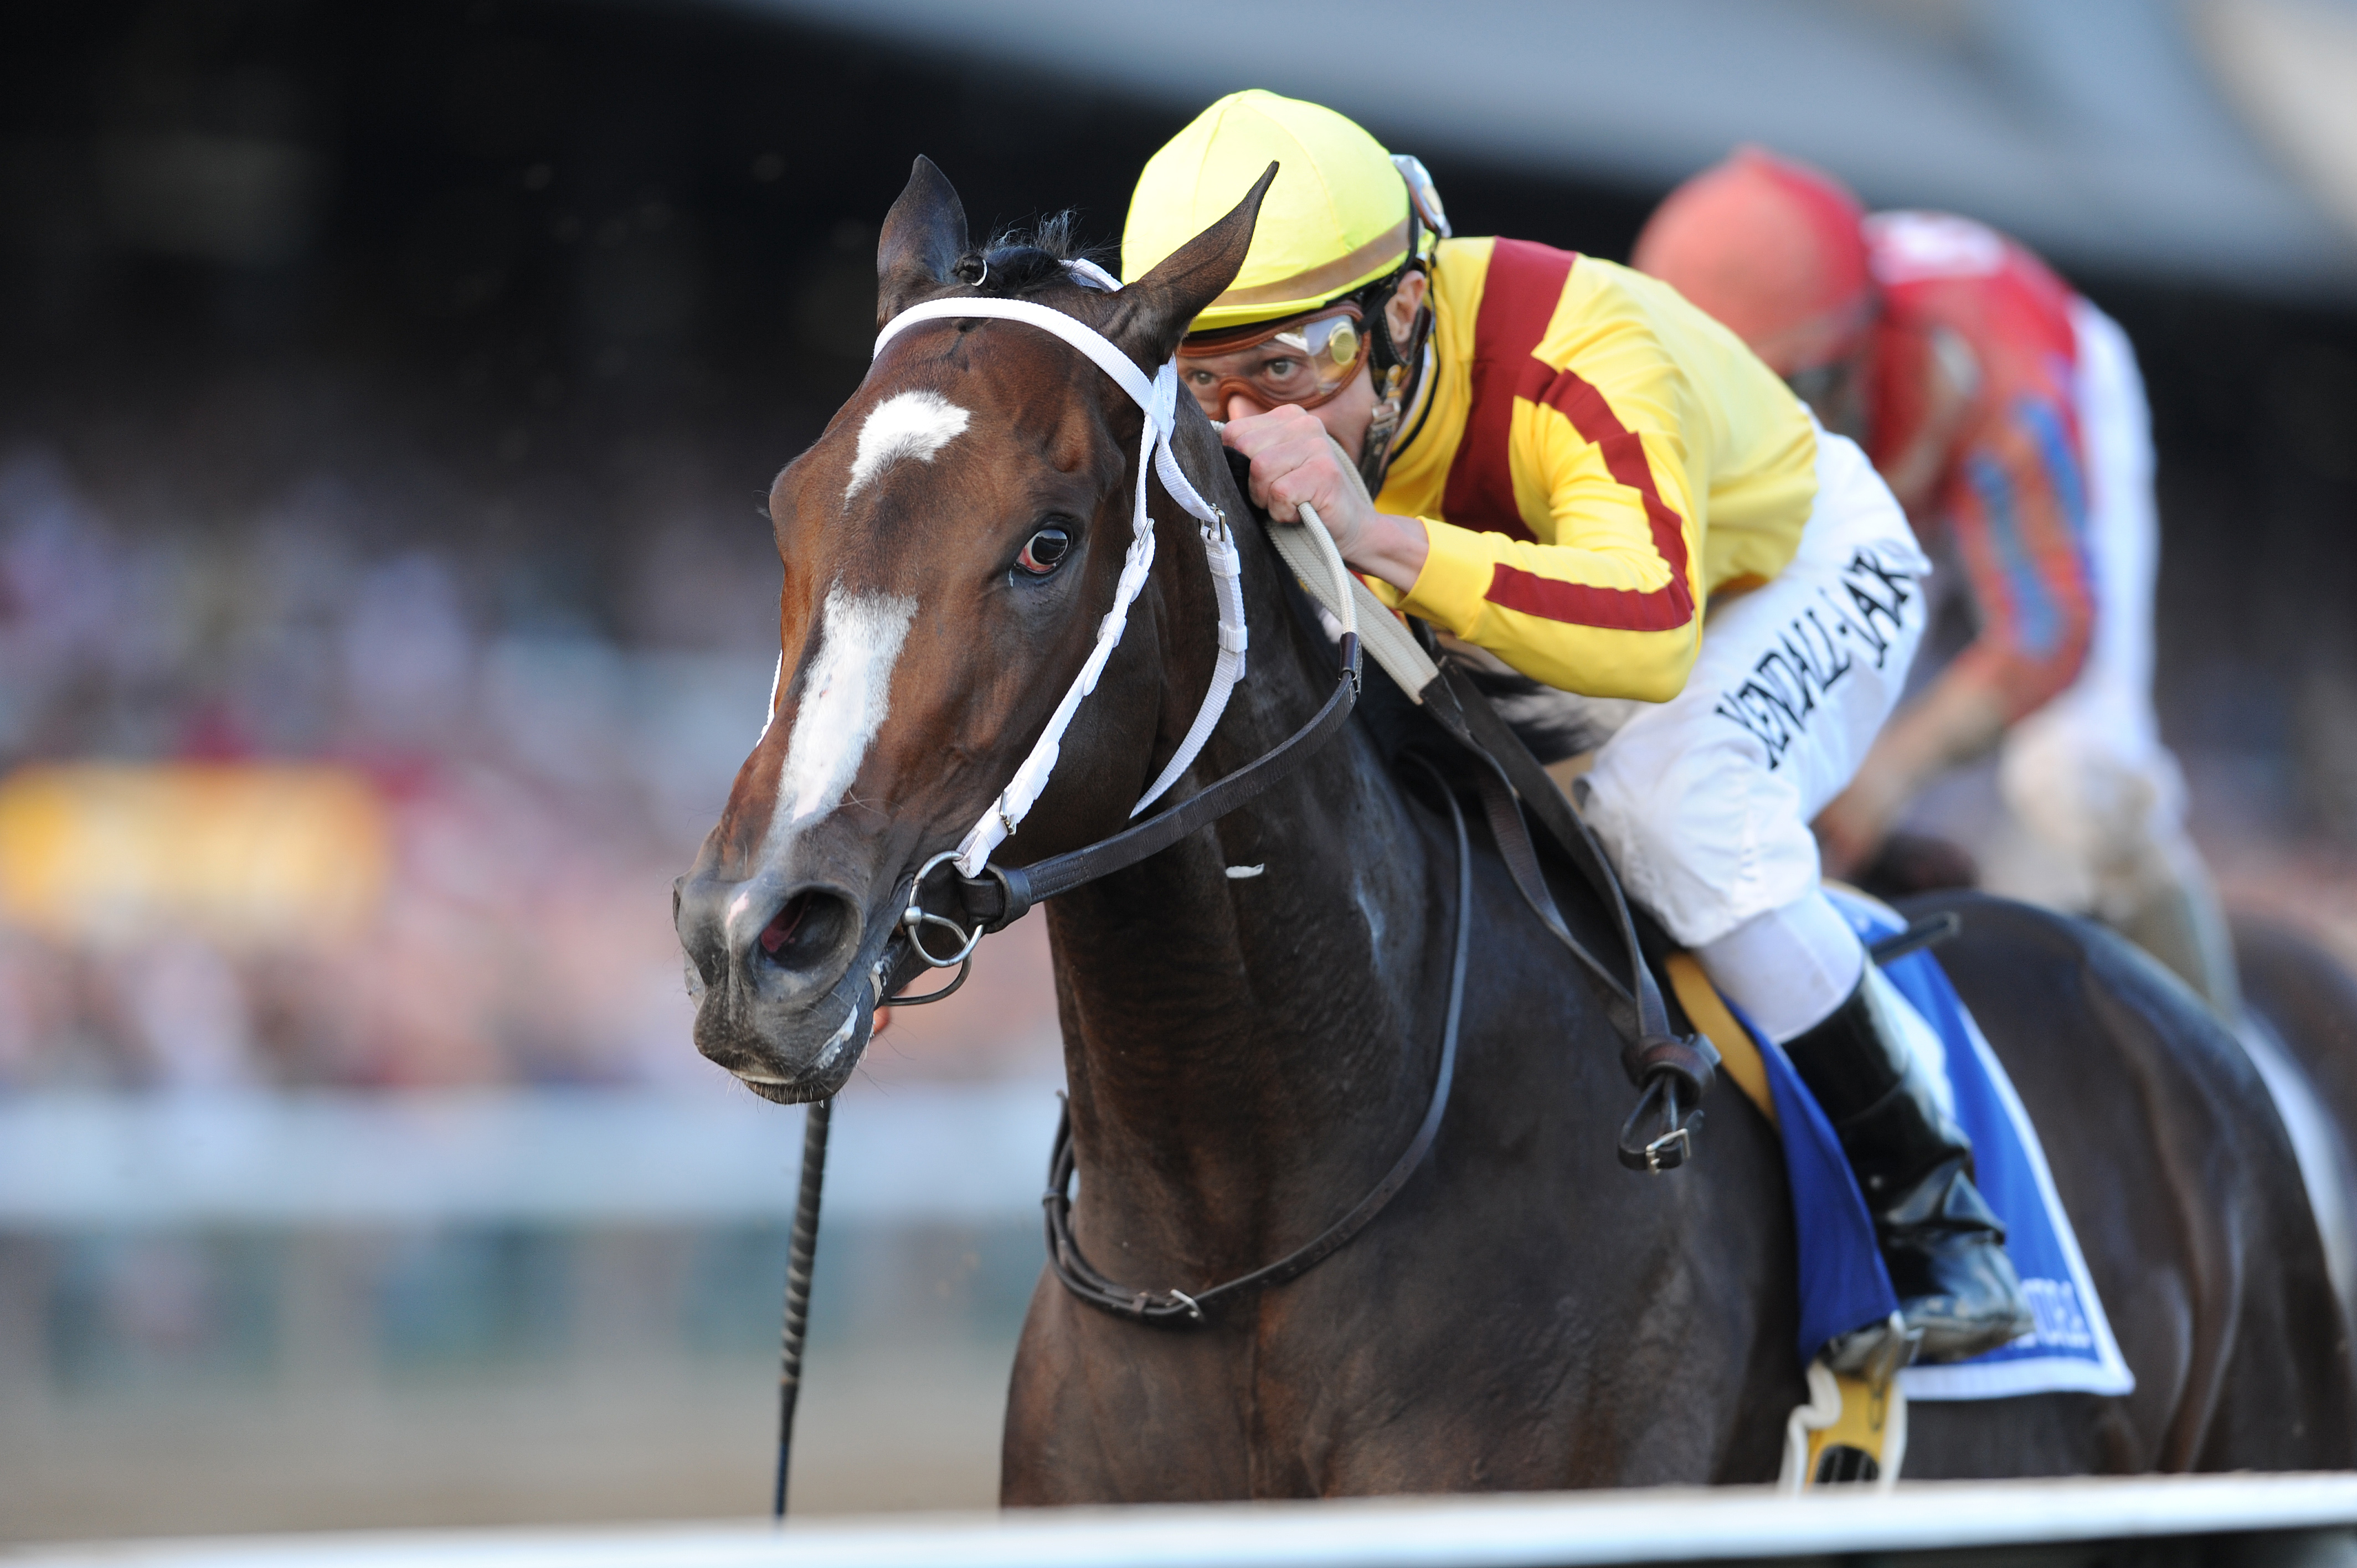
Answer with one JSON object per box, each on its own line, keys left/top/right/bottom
{"left": 1693, "top": 890, "right": 1866, "bottom": 1043}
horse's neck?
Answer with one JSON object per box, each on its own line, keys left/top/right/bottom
{"left": 1045, "top": 518, "right": 1445, "bottom": 1278}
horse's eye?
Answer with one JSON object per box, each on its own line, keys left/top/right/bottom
{"left": 1016, "top": 526, "right": 1072, "bottom": 576}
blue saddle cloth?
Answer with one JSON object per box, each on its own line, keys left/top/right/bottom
{"left": 1740, "top": 889, "right": 2134, "bottom": 1399}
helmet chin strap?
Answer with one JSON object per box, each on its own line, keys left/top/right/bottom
{"left": 1357, "top": 372, "right": 1407, "bottom": 492}
{"left": 1357, "top": 317, "right": 1434, "bottom": 496}
{"left": 1357, "top": 162, "right": 1448, "bottom": 493}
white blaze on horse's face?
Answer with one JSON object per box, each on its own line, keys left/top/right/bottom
{"left": 843, "top": 390, "right": 971, "bottom": 499}
{"left": 774, "top": 585, "right": 918, "bottom": 831}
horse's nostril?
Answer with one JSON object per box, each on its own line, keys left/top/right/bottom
{"left": 759, "top": 895, "right": 808, "bottom": 956}
{"left": 756, "top": 890, "right": 851, "bottom": 972}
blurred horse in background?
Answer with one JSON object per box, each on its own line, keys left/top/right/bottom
{"left": 1865, "top": 839, "right": 2357, "bottom": 1346}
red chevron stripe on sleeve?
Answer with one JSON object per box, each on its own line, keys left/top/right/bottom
{"left": 1488, "top": 359, "right": 1695, "bottom": 632}
{"left": 1442, "top": 239, "right": 1573, "bottom": 540}
{"left": 1441, "top": 238, "right": 1696, "bottom": 635}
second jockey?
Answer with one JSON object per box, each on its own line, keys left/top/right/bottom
{"left": 1123, "top": 91, "right": 2032, "bottom": 1365}
{"left": 1634, "top": 147, "right": 2238, "bottom": 1015}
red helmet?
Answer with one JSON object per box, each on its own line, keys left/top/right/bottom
{"left": 1632, "top": 146, "right": 1875, "bottom": 377}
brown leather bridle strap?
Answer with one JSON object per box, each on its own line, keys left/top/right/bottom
{"left": 1038, "top": 753, "right": 1473, "bottom": 1325}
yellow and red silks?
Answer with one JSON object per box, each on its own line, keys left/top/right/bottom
{"left": 1373, "top": 236, "right": 1821, "bottom": 703}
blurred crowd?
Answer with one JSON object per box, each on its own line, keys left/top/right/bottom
{"left": 0, "top": 443, "right": 771, "bottom": 1092}
{"left": 3, "top": 0, "right": 2350, "bottom": 1102}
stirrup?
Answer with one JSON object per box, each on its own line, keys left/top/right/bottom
{"left": 1824, "top": 1314, "right": 1923, "bottom": 1378}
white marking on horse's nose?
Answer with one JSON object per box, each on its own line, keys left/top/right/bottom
{"left": 775, "top": 586, "right": 918, "bottom": 829}
{"left": 721, "top": 886, "right": 768, "bottom": 956}
{"left": 845, "top": 390, "right": 970, "bottom": 499}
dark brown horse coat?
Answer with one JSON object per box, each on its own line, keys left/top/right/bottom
{"left": 673, "top": 158, "right": 2356, "bottom": 1500}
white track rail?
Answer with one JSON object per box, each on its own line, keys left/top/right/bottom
{"left": 11, "top": 1475, "right": 2357, "bottom": 1568}
{"left": 0, "top": 1085, "right": 1058, "bottom": 1226}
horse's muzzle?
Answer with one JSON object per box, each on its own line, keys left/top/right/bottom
{"left": 674, "top": 870, "right": 899, "bottom": 1102}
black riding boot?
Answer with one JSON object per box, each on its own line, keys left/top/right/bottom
{"left": 1782, "top": 970, "right": 2035, "bottom": 1369}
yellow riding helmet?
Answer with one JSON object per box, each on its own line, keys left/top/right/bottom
{"left": 1123, "top": 91, "right": 1434, "bottom": 334}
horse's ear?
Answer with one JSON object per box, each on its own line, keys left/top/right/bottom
{"left": 877, "top": 156, "right": 970, "bottom": 328}
{"left": 1103, "top": 162, "right": 1279, "bottom": 369}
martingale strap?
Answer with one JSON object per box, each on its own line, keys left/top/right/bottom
{"left": 873, "top": 285, "right": 1248, "bottom": 876}
{"left": 1041, "top": 751, "right": 1473, "bottom": 1325}
{"left": 1417, "top": 667, "right": 1716, "bottom": 1172}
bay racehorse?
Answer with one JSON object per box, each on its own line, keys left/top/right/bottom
{"left": 673, "top": 157, "right": 2356, "bottom": 1497}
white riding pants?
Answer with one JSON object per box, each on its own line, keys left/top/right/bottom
{"left": 1985, "top": 300, "right": 2195, "bottom": 921}
{"left": 1578, "top": 424, "right": 1931, "bottom": 1039}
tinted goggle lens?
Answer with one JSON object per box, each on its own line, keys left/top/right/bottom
{"left": 1177, "top": 308, "right": 1368, "bottom": 418}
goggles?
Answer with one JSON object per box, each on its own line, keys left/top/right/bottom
{"left": 1176, "top": 303, "right": 1371, "bottom": 420}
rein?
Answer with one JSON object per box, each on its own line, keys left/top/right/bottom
{"left": 1257, "top": 524, "right": 1718, "bottom": 1175}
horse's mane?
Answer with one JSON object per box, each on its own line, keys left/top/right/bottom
{"left": 954, "top": 211, "right": 1104, "bottom": 297}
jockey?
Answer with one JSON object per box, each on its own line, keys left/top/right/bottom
{"left": 1633, "top": 148, "right": 2237, "bottom": 1015}
{"left": 1125, "top": 91, "right": 2032, "bottom": 1366}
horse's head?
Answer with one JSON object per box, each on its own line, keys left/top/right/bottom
{"left": 674, "top": 156, "right": 1274, "bottom": 1101}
